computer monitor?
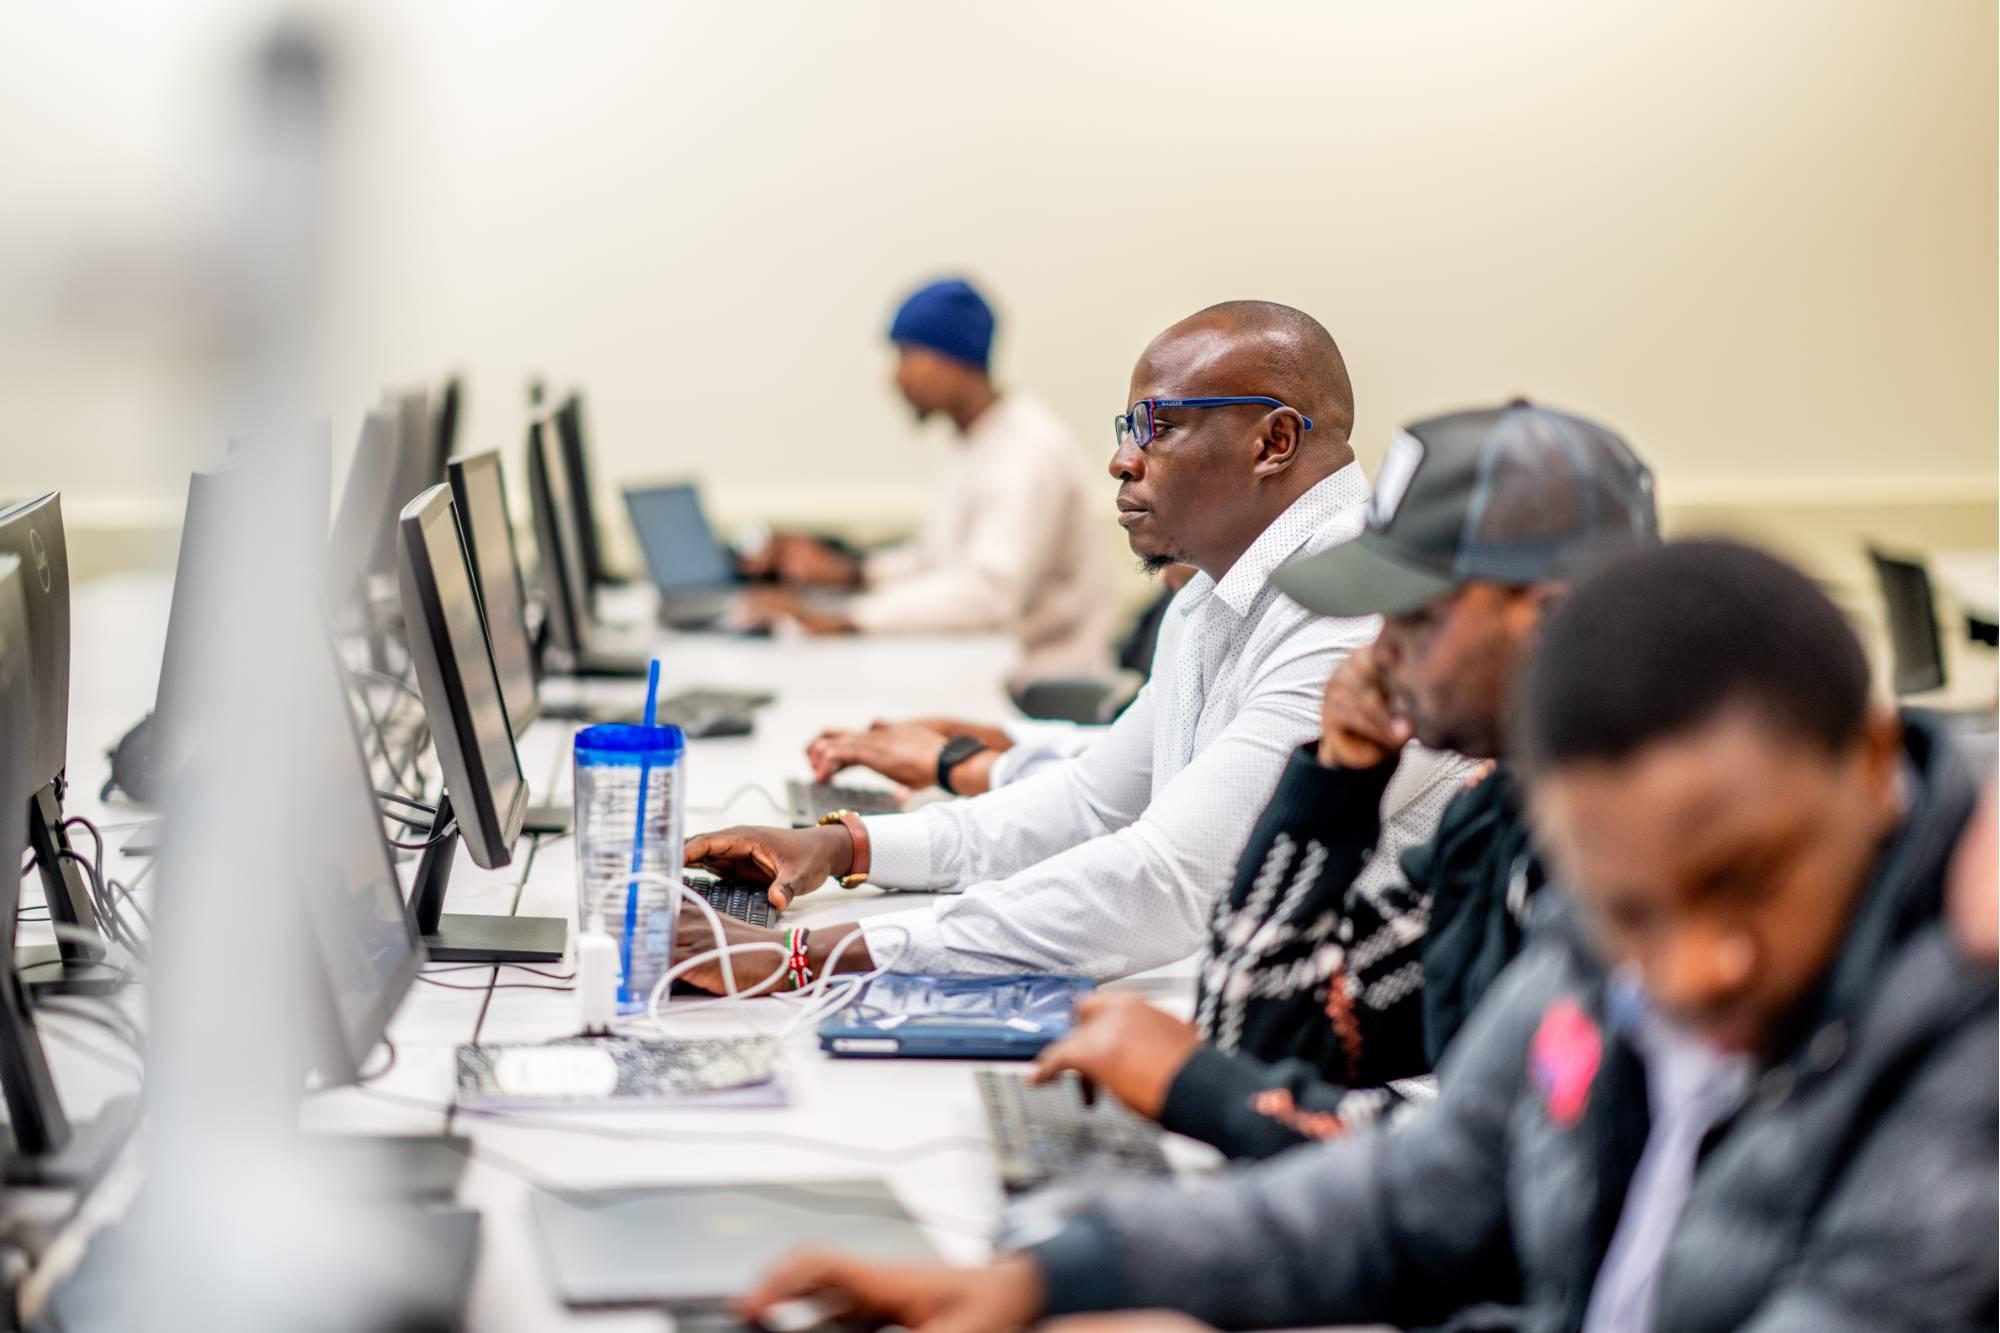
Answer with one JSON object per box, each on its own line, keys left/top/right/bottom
{"left": 0, "top": 495, "right": 113, "bottom": 992}
{"left": 446, "top": 451, "right": 538, "bottom": 737}
{"left": 526, "top": 414, "right": 592, "bottom": 662}
{"left": 395, "top": 484, "right": 564, "bottom": 963}
{"left": 0, "top": 555, "right": 136, "bottom": 1185}
{"left": 298, "top": 612, "right": 424, "bottom": 1085}
{"left": 385, "top": 389, "right": 435, "bottom": 560}
{"left": 325, "top": 408, "right": 402, "bottom": 611}
{"left": 622, "top": 483, "right": 738, "bottom": 593}
{"left": 148, "top": 464, "right": 240, "bottom": 783}
{"left": 431, "top": 376, "right": 463, "bottom": 489}
{"left": 553, "top": 393, "right": 619, "bottom": 591}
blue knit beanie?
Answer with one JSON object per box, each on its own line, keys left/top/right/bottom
{"left": 888, "top": 278, "right": 995, "bottom": 371}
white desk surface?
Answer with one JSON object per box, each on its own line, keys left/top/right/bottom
{"left": 26, "top": 574, "right": 1210, "bottom": 1332}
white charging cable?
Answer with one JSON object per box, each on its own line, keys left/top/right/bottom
{"left": 576, "top": 871, "right": 911, "bottom": 1040}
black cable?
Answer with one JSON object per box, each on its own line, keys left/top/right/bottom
{"left": 378, "top": 807, "right": 438, "bottom": 834}
{"left": 39, "top": 1017, "right": 145, "bottom": 1082}
{"left": 109, "top": 880, "right": 152, "bottom": 933}
{"left": 60, "top": 815, "right": 147, "bottom": 960}
{"left": 52, "top": 849, "right": 143, "bottom": 959}
{"left": 347, "top": 671, "right": 427, "bottom": 799}
{"left": 387, "top": 819, "right": 457, "bottom": 853}
{"left": 375, "top": 790, "right": 437, "bottom": 815}
{"left": 35, "top": 999, "right": 145, "bottom": 1056}
{"left": 417, "top": 976, "right": 574, "bottom": 993}
{"left": 18, "top": 955, "right": 141, "bottom": 987}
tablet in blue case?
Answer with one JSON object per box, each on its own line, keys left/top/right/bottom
{"left": 818, "top": 973, "right": 1095, "bottom": 1059}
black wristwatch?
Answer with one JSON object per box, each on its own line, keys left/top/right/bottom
{"left": 936, "top": 735, "right": 990, "bottom": 795}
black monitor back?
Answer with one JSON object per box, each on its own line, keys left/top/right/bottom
{"left": 555, "top": 394, "right": 612, "bottom": 590}
{"left": 526, "top": 416, "right": 590, "bottom": 658}
{"left": 326, "top": 409, "right": 401, "bottom": 609}
{"left": 395, "top": 484, "right": 527, "bottom": 869}
{"left": 380, "top": 390, "right": 435, "bottom": 576}
{"left": 1867, "top": 546, "right": 1947, "bottom": 696}
{"left": 448, "top": 450, "right": 539, "bottom": 737}
{"left": 299, "top": 613, "right": 423, "bottom": 1085}
{"left": 432, "top": 376, "right": 463, "bottom": 487}
{"left": 0, "top": 494, "right": 70, "bottom": 788}
{"left": 0, "top": 555, "right": 70, "bottom": 1154}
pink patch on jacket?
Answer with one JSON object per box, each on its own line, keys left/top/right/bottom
{"left": 1529, "top": 997, "right": 1602, "bottom": 1128}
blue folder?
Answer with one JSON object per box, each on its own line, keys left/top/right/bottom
{"left": 818, "top": 973, "right": 1095, "bottom": 1059}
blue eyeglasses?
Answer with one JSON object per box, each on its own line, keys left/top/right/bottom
{"left": 1114, "top": 396, "right": 1314, "bottom": 450}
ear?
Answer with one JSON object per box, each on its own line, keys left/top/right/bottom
{"left": 1249, "top": 409, "right": 1308, "bottom": 478}
{"left": 1855, "top": 703, "right": 1905, "bottom": 812}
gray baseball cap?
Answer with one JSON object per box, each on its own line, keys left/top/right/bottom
{"left": 1274, "top": 400, "right": 1658, "bottom": 618}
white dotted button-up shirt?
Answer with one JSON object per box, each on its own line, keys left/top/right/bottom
{"left": 859, "top": 464, "right": 1379, "bottom": 979}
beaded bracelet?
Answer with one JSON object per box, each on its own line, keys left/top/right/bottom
{"left": 784, "top": 926, "right": 815, "bottom": 991}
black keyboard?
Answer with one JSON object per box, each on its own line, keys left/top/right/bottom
{"left": 788, "top": 779, "right": 903, "bottom": 822}
{"left": 662, "top": 688, "right": 774, "bottom": 715}
{"left": 974, "top": 1070, "right": 1172, "bottom": 1195}
{"left": 685, "top": 877, "right": 774, "bottom": 928}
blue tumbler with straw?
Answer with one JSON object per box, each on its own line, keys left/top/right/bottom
{"left": 572, "top": 662, "right": 684, "bottom": 1012}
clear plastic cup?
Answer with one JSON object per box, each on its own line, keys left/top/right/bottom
{"left": 572, "top": 723, "right": 684, "bottom": 1012}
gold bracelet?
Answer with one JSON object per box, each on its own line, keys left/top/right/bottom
{"left": 817, "top": 809, "right": 870, "bottom": 888}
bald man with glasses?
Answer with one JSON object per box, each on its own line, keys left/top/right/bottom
{"left": 677, "top": 301, "right": 1412, "bottom": 989}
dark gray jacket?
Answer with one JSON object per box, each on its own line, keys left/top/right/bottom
{"left": 1034, "top": 714, "right": 1997, "bottom": 1332}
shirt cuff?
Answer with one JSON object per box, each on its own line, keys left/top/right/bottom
{"left": 1156, "top": 1045, "right": 1267, "bottom": 1148}
{"left": 861, "top": 812, "right": 932, "bottom": 887}
{"left": 1025, "top": 1215, "right": 1131, "bottom": 1317}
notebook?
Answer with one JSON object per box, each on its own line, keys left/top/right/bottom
{"left": 817, "top": 973, "right": 1094, "bottom": 1059}
{"left": 454, "top": 1035, "right": 784, "bottom": 1110}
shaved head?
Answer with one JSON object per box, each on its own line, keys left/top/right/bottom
{"left": 1113, "top": 301, "right": 1359, "bottom": 579}
{"left": 1142, "top": 300, "right": 1356, "bottom": 449}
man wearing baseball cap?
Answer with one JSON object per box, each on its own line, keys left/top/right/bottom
{"left": 1026, "top": 400, "right": 1660, "bottom": 1161}
{"left": 742, "top": 277, "right": 1112, "bottom": 688}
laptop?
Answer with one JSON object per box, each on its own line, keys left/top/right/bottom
{"left": 622, "top": 483, "right": 745, "bottom": 629}
{"left": 530, "top": 1178, "right": 936, "bottom": 1308}
{"left": 785, "top": 778, "right": 904, "bottom": 824}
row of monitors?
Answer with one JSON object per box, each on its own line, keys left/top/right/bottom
{"left": 0, "top": 380, "right": 616, "bottom": 1181}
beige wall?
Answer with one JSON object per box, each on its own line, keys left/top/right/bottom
{"left": 1, "top": 1, "right": 1994, "bottom": 621}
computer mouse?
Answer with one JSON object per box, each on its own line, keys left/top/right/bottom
{"left": 680, "top": 711, "right": 754, "bottom": 739}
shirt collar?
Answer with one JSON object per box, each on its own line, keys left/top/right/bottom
{"left": 1183, "top": 463, "right": 1373, "bottom": 621}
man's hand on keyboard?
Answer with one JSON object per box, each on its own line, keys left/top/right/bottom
{"left": 739, "top": 1251, "right": 1047, "bottom": 1333}
{"left": 807, "top": 721, "right": 946, "bottom": 788}
{"left": 1028, "top": 991, "right": 1201, "bottom": 1121}
{"left": 684, "top": 824, "right": 852, "bottom": 911}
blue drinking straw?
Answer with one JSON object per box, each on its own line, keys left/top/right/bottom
{"left": 619, "top": 658, "right": 663, "bottom": 1005}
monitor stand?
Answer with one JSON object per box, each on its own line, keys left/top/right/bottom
{"left": 19, "top": 781, "right": 125, "bottom": 998}
{"left": 0, "top": 945, "right": 140, "bottom": 1188}
{"left": 408, "top": 794, "right": 567, "bottom": 964}
{"left": 1, "top": 1096, "right": 140, "bottom": 1189}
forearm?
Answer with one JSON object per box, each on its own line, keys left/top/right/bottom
{"left": 806, "top": 921, "right": 873, "bottom": 976}
{"left": 1029, "top": 1135, "right": 1410, "bottom": 1329}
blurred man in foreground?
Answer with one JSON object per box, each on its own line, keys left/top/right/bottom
{"left": 742, "top": 540, "right": 1998, "bottom": 1333}
{"left": 742, "top": 277, "right": 1110, "bottom": 689}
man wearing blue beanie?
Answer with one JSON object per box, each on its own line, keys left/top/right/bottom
{"left": 744, "top": 277, "right": 1111, "bottom": 689}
